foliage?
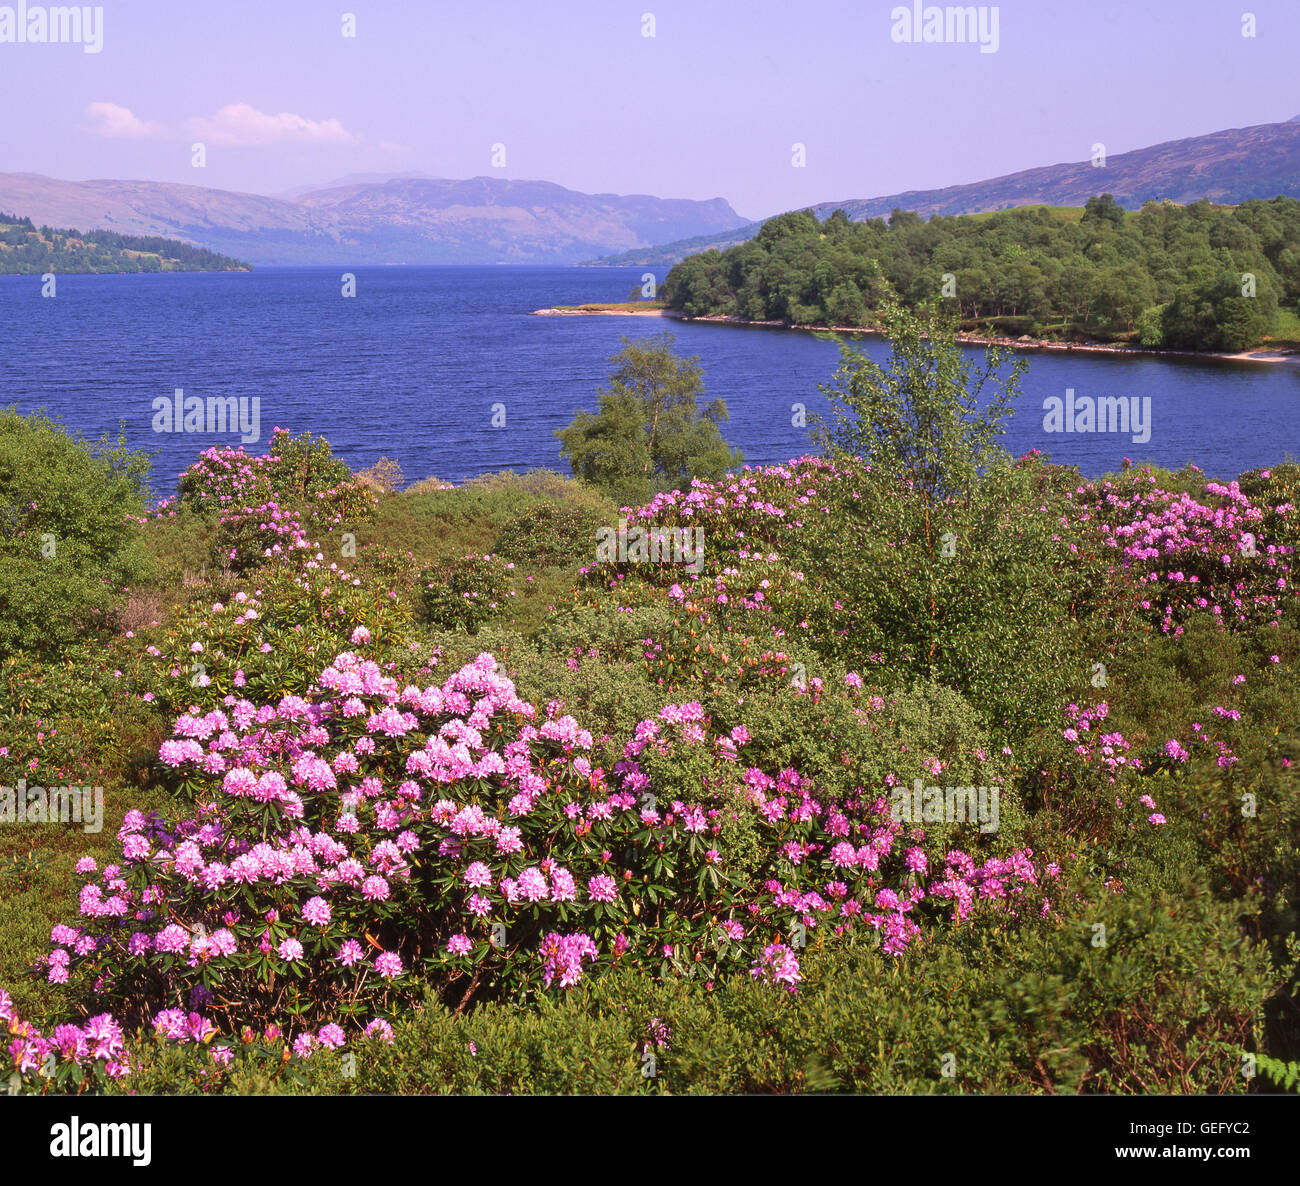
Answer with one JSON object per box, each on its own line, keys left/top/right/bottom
{"left": 664, "top": 195, "right": 1300, "bottom": 350}
{"left": 1251, "top": 1052, "right": 1300, "bottom": 1093}
{"left": 556, "top": 333, "right": 743, "bottom": 506}
{"left": 168, "top": 428, "right": 377, "bottom": 573}
{"left": 812, "top": 300, "right": 1026, "bottom": 499}
{"left": 492, "top": 502, "right": 608, "bottom": 567}
{"left": 5, "top": 642, "right": 1049, "bottom": 1071}
{"left": 418, "top": 554, "right": 516, "bottom": 633}
{"left": 0, "top": 213, "right": 249, "bottom": 274}
{"left": 355, "top": 457, "right": 405, "bottom": 494}
{"left": 0, "top": 408, "right": 154, "bottom": 659}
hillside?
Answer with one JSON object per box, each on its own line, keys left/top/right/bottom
{"left": 586, "top": 221, "right": 765, "bottom": 267}
{"left": 588, "top": 116, "right": 1300, "bottom": 266}
{"left": 0, "top": 211, "right": 250, "bottom": 274}
{"left": 662, "top": 196, "right": 1300, "bottom": 354}
{"left": 0, "top": 173, "right": 749, "bottom": 266}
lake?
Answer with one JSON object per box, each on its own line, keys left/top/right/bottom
{"left": 2, "top": 265, "right": 1298, "bottom": 499}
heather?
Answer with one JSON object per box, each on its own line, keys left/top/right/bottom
{"left": 3, "top": 338, "right": 1299, "bottom": 1094}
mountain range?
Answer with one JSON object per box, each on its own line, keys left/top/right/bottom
{"left": 590, "top": 116, "right": 1300, "bottom": 266}
{"left": 0, "top": 173, "right": 746, "bottom": 266}
{"left": 2, "top": 115, "right": 1298, "bottom": 268}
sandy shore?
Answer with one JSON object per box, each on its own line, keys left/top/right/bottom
{"left": 532, "top": 304, "right": 1300, "bottom": 366}
{"left": 531, "top": 304, "right": 668, "bottom": 317}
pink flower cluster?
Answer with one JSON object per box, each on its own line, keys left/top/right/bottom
{"left": 927, "top": 850, "right": 1041, "bottom": 922}
{"left": 3, "top": 988, "right": 130, "bottom": 1080}
{"left": 750, "top": 942, "right": 802, "bottom": 991}
{"left": 539, "top": 932, "right": 599, "bottom": 988}
{"left": 1068, "top": 471, "right": 1294, "bottom": 635}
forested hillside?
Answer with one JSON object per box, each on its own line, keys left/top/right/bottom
{"left": 664, "top": 195, "right": 1300, "bottom": 352}
{"left": 0, "top": 212, "right": 250, "bottom": 274}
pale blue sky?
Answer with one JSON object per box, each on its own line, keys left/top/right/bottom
{"left": 1, "top": 0, "right": 1296, "bottom": 218}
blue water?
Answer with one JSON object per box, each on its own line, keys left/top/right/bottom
{"left": 2, "top": 266, "right": 1298, "bottom": 498}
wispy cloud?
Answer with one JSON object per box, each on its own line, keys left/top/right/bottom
{"left": 83, "top": 101, "right": 164, "bottom": 139}
{"left": 185, "top": 104, "right": 359, "bottom": 148}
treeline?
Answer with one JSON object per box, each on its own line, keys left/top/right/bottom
{"left": 663, "top": 195, "right": 1300, "bottom": 352}
{"left": 0, "top": 214, "right": 250, "bottom": 274}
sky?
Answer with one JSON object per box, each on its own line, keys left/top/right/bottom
{"left": 1, "top": 0, "right": 1297, "bottom": 220}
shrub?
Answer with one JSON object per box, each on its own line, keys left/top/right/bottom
{"left": 492, "top": 502, "right": 608, "bottom": 568}
{"left": 355, "top": 457, "right": 404, "bottom": 494}
{"left": 0, "top": 409, "right": 153, "bottom": 659}
{"left": 169, "top": 428, "right": 377, "bottom": 573}
{"left": 418, "top": 554, "right": 516, "bottom": 633}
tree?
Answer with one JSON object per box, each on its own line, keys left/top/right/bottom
{"left": 1136, "top": 304, "right": 1167, "bottom": 346}
{"left": 1049, "top": 261, "right": 1096, "bottom": 324}
{"left": 808, "top": 302, "right": 1095, "bottom": 734}
{"left": 1092, "top": 263, "right": 1155, "bottom": 330}
{"left": 556, "top": 334, "right": 743, "bottom": 507}
{"left": 1082, "top": 193, "right": 1126, "bottom": 228}
{"left": 825, "top": 279, "right": 869, "bottom": 326}
{"left": 812, "top": 300, "right": 1027, "bottom": 508}
{"left": 1162, "top": 265, "right": 1278, "bottom": 351}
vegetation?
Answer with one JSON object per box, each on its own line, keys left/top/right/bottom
{"left": 2, "top": 311, "right": 1298, "bottom": 1095}
{"left": 0, "top": 211, "right": 250, "bottom": 274}
{"left": 664, "top": 195, "right": 1300, "bottom": 352}
{"left": 555, "top": 332, "right": 743, "bottom": 507}
{"left": 540, "top": 302, "right": 667, "bottom": 314}
{"left": 0, "top": 408, "right": 155, "bottom": 661}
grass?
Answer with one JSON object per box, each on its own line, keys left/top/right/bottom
{"left": 962, "top": 204, "right": 1087, "bottom": 223}
{"left": 542, "top": 301, "right": 667, "bottom": 313}
{"left": 1266, "top": 306, "right": 1300, "bottom": 350}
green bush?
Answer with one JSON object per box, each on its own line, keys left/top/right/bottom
{"left": 417, "top": 553, "right": 515, "bottom": 633}
{"left": 492, "top": 502, "right": 608, "bottom": 567}
{"left": 0, "top": 409, "right": 153, "bottom": 659}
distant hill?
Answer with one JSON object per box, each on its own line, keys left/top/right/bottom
{"left": 586, "top": 223, "right": 765, "bottom": 267}
{"left": 274, "top": 171, "right": 443, "bottom": 199}
{"left": 0, "top": 211, "right": 249, "bottom": 274}
{"left": 587, "top": 116, "right": 1300, "bottom": 266}
{"left": 0, "top": 173, "right": 749, "bottom": 266}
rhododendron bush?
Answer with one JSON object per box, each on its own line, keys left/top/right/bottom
{"left": 17, "top": 641, "right": 1051, "bottom": 1078}
{"left": 163, "top": 428, "right": 378, "bottom": 574}
{"left": 1067, "top": 469, "right": 1295, "bottom": 636}
{"left": 572, "top": 454, "right": 1116, "bottom": 737}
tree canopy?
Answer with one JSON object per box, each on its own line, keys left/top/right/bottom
{"left": 664, "top": 195, "right": 1300, "bottom": 352}
{"left": 555, "top": 333, "right": 743, "bottom": 507}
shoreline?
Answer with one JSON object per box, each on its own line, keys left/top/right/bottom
{"left": 530, "top": 304, "right": 1300, "bottom": 366}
